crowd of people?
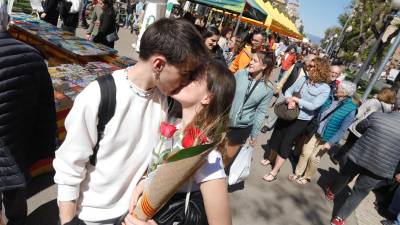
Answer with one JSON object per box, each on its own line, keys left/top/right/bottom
{"left": 1, "top": 0, "right": 400, "bottom": 225}
{"left": 40, "top": 0, "right": 146, "bottom": 47}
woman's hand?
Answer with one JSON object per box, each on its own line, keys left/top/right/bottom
{"left": 122, "top": 214, "right": 157, "bottom": 225}
{"left": 291, "top": 96, "right": 300, "bottom": 103}
{"left": 287, "top": 101, "right": 296, "bottom": 110}
{"left": 129, "top": 179, "right": 145, "bottom": 213}
{"left": 249, "top": 137, "right": 256, "bottom": 146}
{"left": 285, "top": 97, "right": 293, "bottom": 103}
{"left": 323, "top": 143, "right": 331, "bottom": 150}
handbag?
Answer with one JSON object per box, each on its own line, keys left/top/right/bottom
{"left": 57, "top": 0, "right": 72, "bottom": 19}
{"left": 106, "top": 31, "right": 119, "bottom": 42}
{"left": 274, "top": 80, "right": 306, "bottom": 121}
{"left": 228, "top": 143, "right": 253, "bottom": 185}
{"left": 304, "top": 100, "right": 346, "bottom": 138}
{"left": 153, "top": 191, "right": 208, "bottom": 225}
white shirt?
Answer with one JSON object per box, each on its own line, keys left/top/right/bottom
{"left": 53, "top": 69, "right": 167, "bottom": 221}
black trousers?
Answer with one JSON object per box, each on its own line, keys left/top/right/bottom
{"left": 0, "top": 188, "right": 27, "bottom": 225}
{"left": 269, "top": 119, "right": 309, "bottom": 159}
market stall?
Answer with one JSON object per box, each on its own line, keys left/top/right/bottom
{"left": 190, "top": 0, "right": 268, "bottom": 23}
{"left": 207, "top": 0, "right": 302, "bottom": 40}
{"left": 9, "top": 13, "right": 137, "bottom": 176}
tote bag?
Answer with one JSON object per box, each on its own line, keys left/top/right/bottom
{"left": 228, "top": 143, "right": 253, "bottom": 185}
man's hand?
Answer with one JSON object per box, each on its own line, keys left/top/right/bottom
{"left": 249, "top": 137, "right": 256, "bottom": 146}
{"left": 40, "top": 13, "right": 46, "bottom": 19}
{"left": 395, "top": 173, "right": 400, "bottom": 183}
{"left": 323, "top": 143, "right": 331, "bottom": 150}
{"left": 58, "top": 201, "right": 77, "bottom": 225}
{"left": 129, "top": 179, "right": 145, "bottom": 213}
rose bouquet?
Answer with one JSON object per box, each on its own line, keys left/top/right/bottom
{"left": 133, "top": 122, "right": 215, "bottom": 220}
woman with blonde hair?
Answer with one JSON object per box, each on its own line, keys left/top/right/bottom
{"left": 262, "top": 57, "right": 331, "bottom": 182}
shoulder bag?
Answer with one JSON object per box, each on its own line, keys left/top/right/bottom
{"left": 304, "top": 100, "right": 346, "bottom": 138}
{"left": 106, "top": 31, "right": 119, "bottom": 43}
{"left": 274, "top": 80, "right": 306, "bottom": 121}
{"left": 238, "top": 78, "right": 261, "bottom": 120}
{"left": 153, "top": 178, "right": 208, "bottom": 225}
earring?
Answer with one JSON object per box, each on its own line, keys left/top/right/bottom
{"left": 154, "top": 71, "right": 160, "bottom": 80}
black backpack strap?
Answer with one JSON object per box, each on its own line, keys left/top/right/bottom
{"left": 89, "top": 75, "right": 117, "bottom": 166}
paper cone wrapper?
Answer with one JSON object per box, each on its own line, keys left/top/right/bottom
{"left": 133, "top": 148, "right": 212, "bottom": 220}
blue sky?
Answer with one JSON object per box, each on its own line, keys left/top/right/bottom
{"left": 298, "top": 0, "right": 351, "bottom": 38}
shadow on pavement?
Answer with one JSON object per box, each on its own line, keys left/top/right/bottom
{"left": 27, "top": 172, "right": 55, "bottom": 198}
{"left": 317, "top": 167, "right": 352, "bottom": 219}
{"left": 27, "top": 172, "right": 58, "bottom": 225}
{"left": 28, "top": 200, "right": 58, "bottom": 225}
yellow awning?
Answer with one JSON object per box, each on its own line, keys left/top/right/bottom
{"left": 211, "top": 1, "right": 303, "bottom": 40}
{"left": 256, "top": 1, "right": 302, "bottom": 39}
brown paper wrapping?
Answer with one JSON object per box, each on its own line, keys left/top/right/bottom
{"left": 133, "top": 149, "right": 212, "bottom": 220}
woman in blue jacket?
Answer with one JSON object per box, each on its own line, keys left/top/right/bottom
{"left": 225, "top": 51, "right": 275, "bottom": 165}
{"left": 262, "top": 57, "right": 331, "bottom": 182}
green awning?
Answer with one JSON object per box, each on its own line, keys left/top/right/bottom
{"left": 191, "top": 0, "right": 245, "bottom": 13}
{"left": 190, "top": 0, "right": 267, "bottom": 22}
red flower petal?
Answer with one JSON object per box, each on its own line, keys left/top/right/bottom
{"left": 160, "top": 122, "right": 177, "bottom": 139}
{"left": 182, "top": 126, "right": 208, "bottom": 148}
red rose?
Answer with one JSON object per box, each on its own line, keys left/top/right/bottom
{"left": 182, "top": 126, "right": 208, "bottom": 148}
{"left": 160, "top": 122, "right": 177, "bottom": 139}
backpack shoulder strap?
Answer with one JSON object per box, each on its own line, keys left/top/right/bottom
{"left": 89, "top": 74, "right": 117, "bottom": 166}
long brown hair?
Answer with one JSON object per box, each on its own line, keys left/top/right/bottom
{"left": 189, "top": 60, "right": 236, "bottom": 152}
{"left": 255, "top": 51, "right": 276, "bottom": 82}
{"left": 308, "top": 57, "right": 330, "bottom": 83}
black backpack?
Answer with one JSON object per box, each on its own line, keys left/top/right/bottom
{"left": 89, "top": 75, "right": 117, "bottom": 166}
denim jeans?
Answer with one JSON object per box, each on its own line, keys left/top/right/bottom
{"left": 124, "top": 13, "right": 133, "bottom": 27}
{"left": 81, "top": 0, "right": 89, "bottom": 19}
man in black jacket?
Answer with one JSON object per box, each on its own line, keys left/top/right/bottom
{"left": 0, "top": 2, "right": 57, "bottom": 224}
{"left": 40, "top": 0, "right": 60, "bottom": 26}
{"left": 329, "top": 96, "right": 400, "bottom": 225}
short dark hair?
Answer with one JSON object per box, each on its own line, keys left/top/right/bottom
{"left": 252, "top": 28, "right": 267, "bottom": 41}
{"left": 221, "top": 27, "right": 233, "bottom": 38}
{"left": 140, "top": 18, "right": 209, "bottom": 71}
{"left": 201, "top": 26, "right": 220, "bottom": 39}
{"left": 331, "top": 59, "right": 344, "bottom": 66}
